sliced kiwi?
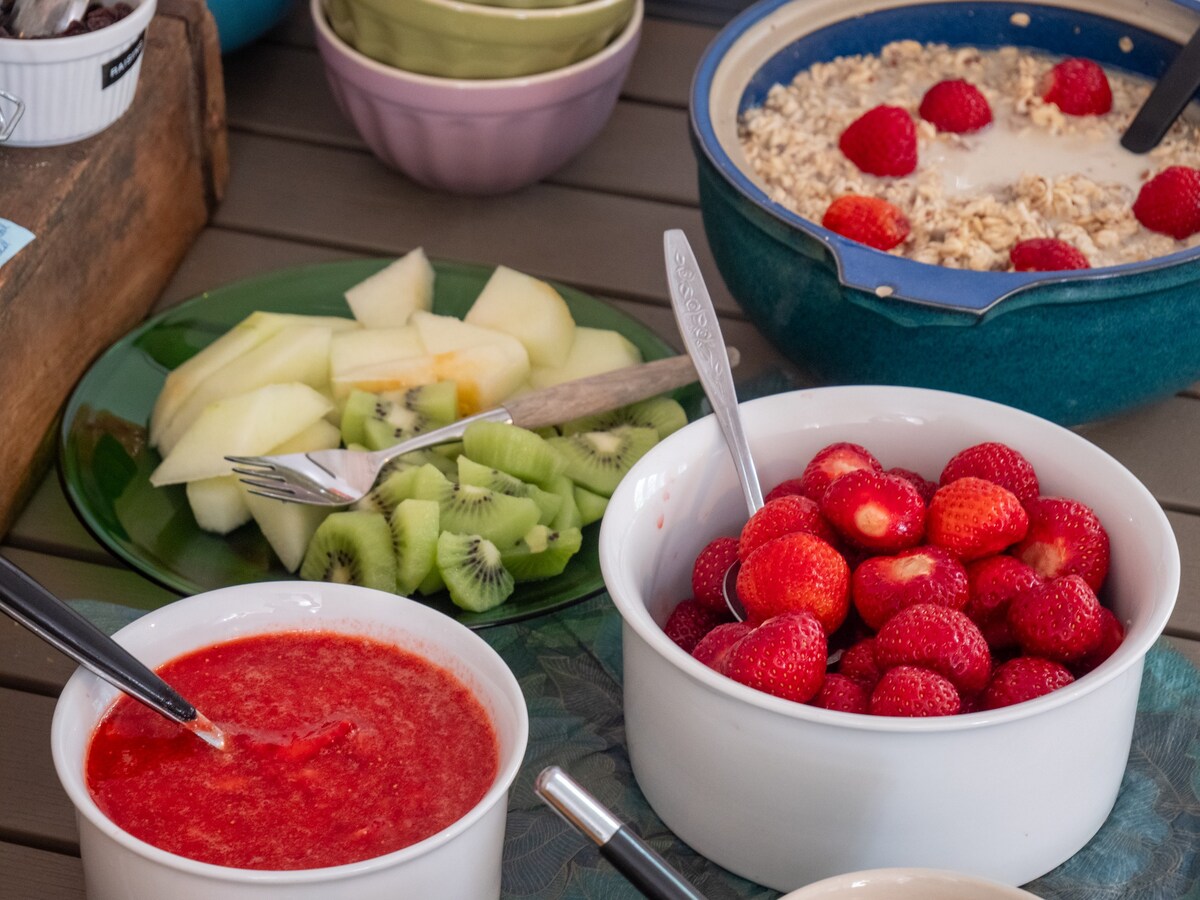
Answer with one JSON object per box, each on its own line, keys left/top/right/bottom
{"left": 547, "top": 426, "right": 658, "bottom": 497}
{"left": 500, "top": 525, "right": 583, "bottom": 582}
{"left": 436, "top": 532, "right": 515, "bottom": 612}
{"left": 353, "top": 465, "right": 423, "bottom": 516}
{"left": 456, "top": 456, "right": 563, "bottom": 524}
{"left": 462, "top": 421, "right": 566, "bottom": 488}
{"left": 390, "top": 498, "right": 440, "bottom": 596}
{"left": 412, "top": 468, "right": 541, "bottom": 548}
{"left": 416, "top": 563, "right": 445, "bottom": 596}
{"left": 430, "top": 440, "right": 465, "bottom": 461}
{"left": 573, "top": 485, "right": 609, "bottom": 527}
{"left": 561, "top": 396, "right": 688, "bottom": 440}
{"left": 545, "top": 474, "right": 583, "bottom": 531}
{"left": 341, "top": 383, "right": 458, "bottom": 448}
{"left": 299, "top": 510, "right": 396, "bottom": 591}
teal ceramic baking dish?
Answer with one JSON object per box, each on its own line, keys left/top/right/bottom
{"left": 691, "top": 0, "right": 1200, "bottom": 425}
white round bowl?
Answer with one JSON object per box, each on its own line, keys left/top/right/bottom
{"left": 599, "top": 386, "right": 1179, "bottom": 892}
{"left": 312, "top": 0, "right": 642, "bottom": 194}
{"left": 0, "top": 0, "right": 156, "bottom": 146}
{"left": 50, "top": 581, "right": 529, "bottom": 900}
{"left": 780, "top": 867, "right": 1042, "bottom": 899}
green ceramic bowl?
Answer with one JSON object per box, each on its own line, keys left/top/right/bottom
{"left": 325, "top": 0, "right": 635, "bottom": 79}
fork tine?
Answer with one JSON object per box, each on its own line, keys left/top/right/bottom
{"left": 230, "top": 467, "right": 288, "bottom": 483}
{"left": 236, "top": 475, "right": 298, "bottom": 493}
{"left": 224, "top": 455, "right": 279, "bottom": 474}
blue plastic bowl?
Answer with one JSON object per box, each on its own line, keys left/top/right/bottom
{"left": 207, "top": 0, "right": 294, "bottom": 53}
{"left": 691, "top": 0, "right": 1200, "bottom": 425}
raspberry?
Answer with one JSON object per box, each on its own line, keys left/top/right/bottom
{"left": 1008, "top": 574, "right": 1104, "bottom": 663}
{"left": 820, "top": 468, "right": 926, "bottom": 553}
{"left": 838, "top": 105, "right": 918, "bottom": 176}
{"left": 1010, "top": 238, "right": 1090, "bottom": 272}
{"left": 870, "top": 666, "right": 961, "bottom": 717}
{"left": 1040, "top": 58, "right": 1112, "bottom": 116}
{"left": 1132, "top": 166, "right": 1200, "bottom": 240}
{"left": 822, "top": 195, "right": 911, "bottom": 251}
{"left": 691, "top": 536, "right": 739, "bottom": 613}
{"left": 918, "top": 79, "right": 993, "bottom": 133}
{"left": 939, "top": 441, "right": 1040, "bottom": 502}
{"left": 979, "top": 657, "right": 1075, "bottom": 710}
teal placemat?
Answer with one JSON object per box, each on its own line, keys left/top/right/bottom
{"left": 71, "top": 596, "right": 1199, "bottom": 899}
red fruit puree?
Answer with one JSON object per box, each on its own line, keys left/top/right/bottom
{"left": 85, "top": 631, "right": 499, "bottom": 870}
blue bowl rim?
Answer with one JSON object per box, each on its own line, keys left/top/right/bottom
{"left": 689, "top": 0, "right": 1200, "bottom": 316}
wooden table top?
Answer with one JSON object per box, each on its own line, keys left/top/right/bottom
{"left": 1, "top": 5, "right": 1198, "bottom": 897}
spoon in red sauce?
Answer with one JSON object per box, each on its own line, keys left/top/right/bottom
{"left": 0, "top": 555, "right": 228, "bottom": 750}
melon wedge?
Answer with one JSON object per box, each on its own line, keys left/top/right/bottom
{"left": 345, "top": 248, "right": 435, "bottom": 328}
{"left": 186, "top": 476, "right": 252, "bottom": 534}
{"left": 528, "top": 327, "right": 642, "bottom": 389}
{"left": 329, "top": 326, "right": 426, "bottom": 400}
{"left": 464, "top": 266, "right": 576, "bottom": 369}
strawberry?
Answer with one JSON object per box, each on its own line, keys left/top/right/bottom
{"left": 939, "top": 442, "right": 1040, "bottom": 502}
{"left": 663, "top": 599, "right": 727, "bottom": 653}
{"left": 797, "top": 442, "right": 883, "bottom": 502}
{"left": 722, "top": 612, "right": 828, "bottom": 704}
{"left": 1073, "top": 605, "right": 1125, "bottom": 676}
{"left": 1008, "top": 574, "right": 1103, "bottom": 663}
{"left": 738, "top": 495, "right": 838, "bottom": 561}
{"left": 1040, "top": 58, "right": 1112, "bottom": 116}
{"left": 838, "top": 636, "right": 883, "bottom": 689}
{"left": 874, "top": 603, "right": 992, "bottom": 696}
{"left": 870, "top": 665, "right": 961, "bottom": 717}
{"left": 1009, "top": 238, "right": 1090, "bottom": 272}
{"left": 736, "top": 532, "right": 850, "bottom": 633}
{"left": 692, "top": 621, "right": 754, "bottom": 672}
{"left": 1132, "top": 166, "right": 1200, "bottom": 240}
{"left": 838, "top": 105, "right": 918, "bottom": 176}
{"left": 851, "top": 545, "right": 969, "bottom": 630}
{"left": 821, "top": 195, "right": 911, "bottom": 251}
{"left": 918, "top": 79, "right": 993, "bottom": 133}
{"left": 964, "top": 554, "right": 1044, "bottom": 650}
{"left": 691, "top": 536, "right": 739, "bottom": 613}
{"left": 926, "top": 476, "right": 1028, "bottom": 560}
{"left": 979, "top": 656, "right": 1075, "bottom": 710}
{"left": 809, "top": 673, "right": 870, "bottom": 714}
{"left": 887, "top": 466, "right": 939, "bottom": 503}
{"left": 764, "top": 477, "right": 807, "bottom": 503}
{"left": 820, "top": 468, "right": 926, "bottom": 553}
{"left": 1013, "top": 496, "right": 1110, "bottom": 591}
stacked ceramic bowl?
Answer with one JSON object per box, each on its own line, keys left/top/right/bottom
{"left": 312, "top": 0, "right": 641, "bottom": 193}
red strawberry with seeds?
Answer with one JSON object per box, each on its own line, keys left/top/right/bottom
{"left": 919, "top": 79, "right": 993, "bottom": 133}
{"left": 1073, "top": 605, "right": 1125, "bottom": 676}
{"left": 1013, "top": 496, "right": 1110, "bottom": 591}
{"left": 809, "top": 673, "right": 870, "bottom": 714}
{"left": 839, "top": 105, "right": 918, "bottom": 176}
{"left": 765, "top": 477, "right": 807, "bottom": 503}
{"left": 691, "top": 536, "right": 739, "bottom": 613}
{"left": 870, "top": 665, "right": 961, "bottom": 717}
{"left": 692, "top": 621, "right": 753, "bottom": 672}
{"left": 736, "top": 532, "right": 850, "bottom": 633}
{"left": 1132, "top": 166, "right": 1200, "bottom": 240}
{"left": 939, "top": 442, "right": 1040, "bottom": 502}
{"left": 1008, "top": 574, "right": 1103, "bottom": 663}
{"left": 822, "top": 195, "right": 911, "bottom": 251}
{"left": 1010, "top": 238, "right": 1090, "bottom": 272}
{"left": 875, "top": 603, "right": 992, "bottom": 696}
{"left": 1040, "top": 58, "right": 1112, "bottom": 116}
{"left": 738, "top": 494, "right": 838, "bottom": 561}
{"left": 797, "top": 441, "right": 883, "bottom": 502}
{"left": 851, "top": 545, "right": 969, "bottom": 630}
{"left": 820, "top": 468, "right": 926, "bottom": 553}
{"left": 964, "top": 554, "right": 1044, "bottom": 650}
{"left": 926, "top": 476, "right": 1028, "bottom": 560}
{"left": 979, "top": 656, "right": 1075, "bottom": 710}
{"left": 723, "top": 612, "right": 828, "bottom": 704}
{"left": 663, "top": 600, "right": 727, "bottom": 653}
{"left": 838, "top": 636, "right": 883, "bottom": 690}
{"left": 887, "top": 467, "right": 938, "bottom": 503}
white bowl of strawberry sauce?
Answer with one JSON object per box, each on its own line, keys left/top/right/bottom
{"left": 599, "top": 385, "right": 1179, "bottom": 893}
{"left": 50, "top": 581, "right": 528, "bottom": 900}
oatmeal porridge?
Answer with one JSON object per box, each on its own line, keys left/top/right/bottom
{"left": 738, "top": 40, "right": 1200, "bottom": 271}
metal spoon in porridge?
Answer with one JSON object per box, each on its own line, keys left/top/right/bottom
{"left": 1121, "top": 24, "right": 1200, "bottom": 153}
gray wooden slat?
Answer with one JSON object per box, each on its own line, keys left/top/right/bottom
{"left": 0, "top": 548, "right": 178, "bottom": 610}
{"left": 1166, "top": 511, "right": 1200, "bottom": 640}
{"left": 213, "top": 132, "right": 740, "bottom": 313}
{"left": 0, "top": 841, "right": 84, "bottom": 900}
{"left": 0, "top": 688, "right": 78, "bottom": 853}
{"left": 0, "top": 617, "right": 76, "bottom": 697}
{"left": 5, "top": 475, "right": 117, "bottom": 566}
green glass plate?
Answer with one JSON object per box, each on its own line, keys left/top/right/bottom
{"left": 59, "top": 259, "right": 697, "bottom": 628}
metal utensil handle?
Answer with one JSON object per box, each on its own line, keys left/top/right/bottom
{"left": 1121, "top": 25, "right": 1200, "bottom": 153}
{"left": 0, "top": 90, "right": 26, "bottom": 142}
{"left": 663, "top": 229, "right": 764, "bottom": 515}
{"left": 0, "top": 555, "right": 197, "bottom": 724}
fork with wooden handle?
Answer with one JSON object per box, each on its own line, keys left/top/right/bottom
{"left": 228, "top": 348, "right": 739, "bottom": 507}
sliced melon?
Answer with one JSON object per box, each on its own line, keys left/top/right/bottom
{"left": 464, "top": 265, "right": 576, "bottom": 369}
{"left": 329, "top": 326, "right": 425, "bottom": 388}
{"left": 186, "top": 476, "right": 252, "bottom": 534}
{"left": 345, "top": 248, "right": 435, "bottom": 328}
{"left": 528, "top": 327, "right": 642, "bottom": 389}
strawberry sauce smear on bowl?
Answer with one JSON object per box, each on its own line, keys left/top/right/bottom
{"left": 86, "top": 631, "right": 499, "bottom": 870}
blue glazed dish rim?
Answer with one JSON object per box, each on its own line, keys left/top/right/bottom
{"left": 690, "top": 0, "right": 1200, "bottom": 315}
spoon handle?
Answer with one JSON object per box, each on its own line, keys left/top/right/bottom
{"left": 1121, "top": 25, "right": 1200, "bottom": 153}
{"left": 0, "top": 555, "right": 197, "bottom": 724}
{"left": 663, "top": 229, "right": 764, "bottom": 515}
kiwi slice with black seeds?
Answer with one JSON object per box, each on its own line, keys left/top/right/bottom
{"left": 436, "top": 532, "right": 515, "bottom": 612}
{"left": 547, "top": 426, "right": 659, "bottom": 497}
{"left": 299, "top": 510, "right": 396, "bottom": 591}
{"left": 561, "top": 396, "right": 688, "bottom": 440}
{"left": 500, "top": 525, "right": 583, "bottom": 582}
{"left": 461, "top": 421, "right": 566, "bottom": 488}
{"left": 456, "top": 456, "right": 563, "bottom": 524}
{"left": 573, "top": 485, "right": 609, "bottom": 527}
{"left": 390, "top": 498, "right": 440, "bottom": 596}
{"left": 341, "top": 383, "right": 458, "bottom": 448}
{"left": 545, "top": 474, "right": 582, "bottom": 531}
{"left": 412, "top": 467, "right": 541, "bottom": 548}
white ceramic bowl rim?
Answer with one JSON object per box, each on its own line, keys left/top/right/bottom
{"left": 356, "top": 0, "right": 631, "bottom": 22}
{"left": 314, "top": 0, "right": 641, "bottom": 89}
{"left": 778, "top": 866, "right": 1042, "bottom": 898}
{"left": 688, "top": 0, "right": 1200, "bottom": 312}
{"left": 603, "top": 386, "right": 1180, "bottom": 734}
{"left": 51, "top": 583, "right": 530, "bottom": 885}
{"left": 0, "top": 0, "right": 154, "bottom": 61}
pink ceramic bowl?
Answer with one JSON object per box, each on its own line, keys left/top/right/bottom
{"left": 312, "top": 0, "right": 642, "bottom": 194}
